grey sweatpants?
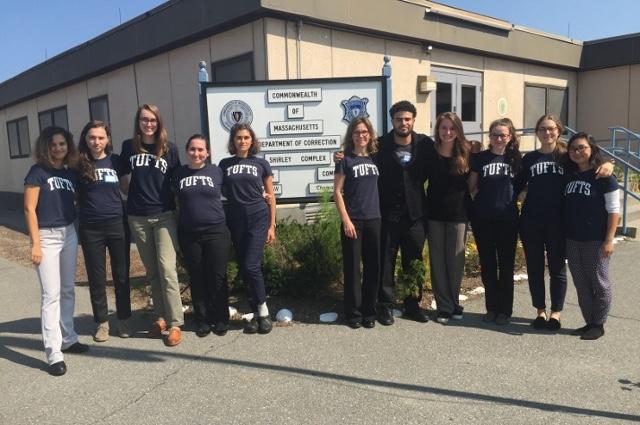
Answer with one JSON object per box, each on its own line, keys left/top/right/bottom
{"left": 428, "top": 220, "right": 467, "bottom": 315}
{"left": 566, "top": 239, "right": 612, "bottom": 326}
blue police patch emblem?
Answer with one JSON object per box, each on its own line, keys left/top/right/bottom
{"left": 340, "top": 96, "right": 370, "bottom": 123}
{"left": 220, "top": 100, "right": 253, "bottom": 131}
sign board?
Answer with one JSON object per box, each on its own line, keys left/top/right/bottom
{"left": 202, "top": 77, "right": 387, "bottom": 203}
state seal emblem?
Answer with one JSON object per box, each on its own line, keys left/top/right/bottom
{"left": 340, "top": 96, "right": 370, "bottom": 123}
{"left": 220, "top": 100, "right": 253, "bottom": 131}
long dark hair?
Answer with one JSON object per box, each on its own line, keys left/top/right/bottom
{"left": 133, "top": 103, "right": 169, "bottom": 157}
{"left": 77, "top": 120, "right": 112, "bottom": 182}
{"left": 434, "top": 112, "right": 469, "bottom": 175}
{"left": 342, "top": 117, "right": 378, "bottom": 156}
{"left": 33, "top": 126, "right": 76, "bottom": 169}
{"left": 564, "top": 132, "right": 604, "bottom": 175}
{"left": 489, "top": 118, "right": 522, "bottom": 174}
{"left": 227, "top": 123, "right": 260, "bottom": 156}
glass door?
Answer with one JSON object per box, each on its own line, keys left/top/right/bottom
{"left": 430, "top": 67, "right": 483, "bottom": 136}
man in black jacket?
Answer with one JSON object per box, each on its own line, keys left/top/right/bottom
{"left": 375, "top": 101, "right": 435, "bottom": 324}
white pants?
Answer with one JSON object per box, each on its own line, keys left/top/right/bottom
{"left": 36, "top": 224, "right": 78, "bottom": 364}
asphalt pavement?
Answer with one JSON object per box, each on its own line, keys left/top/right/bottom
{"left": 0, "top": 239, "right": 639, "bottom": 424}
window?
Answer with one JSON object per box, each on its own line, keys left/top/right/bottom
{"left": 7, "top": 117, "right": 30, "bottom": 159}
{"left": 89, "top": 96, "right": 110, "bottom": 127}
{"left": 38, "top": 106, "right": 68, "bottom": 131}
{"left": 212, "top": 53, "right": 254, "bottom": 82}
{"left": 524, "top": 84, "right": 568, "bottom": 129}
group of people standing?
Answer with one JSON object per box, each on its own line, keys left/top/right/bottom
{"left": 25, "top": 104, "right": 275, "bottom": 376}
{"left": 333, "top": 101, "right": 619, "bottom": 343}
{"left": 24, "top": 98, "right": 619, "bottom": 377}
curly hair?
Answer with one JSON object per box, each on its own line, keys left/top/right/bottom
{"left": 33, "top": 126, "right": 76, "bottom": 169}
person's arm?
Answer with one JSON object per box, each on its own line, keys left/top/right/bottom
{"left": 601, "top": 189, "right": 621, "bottom": 257}
{"left": 333, "top": 151, "right": 345, "bottom": 164}
{"left": 263, "top": 175, "right": 277, "bottom": 244}
{"left": 119, "top": 175, "right": 129, "bottom": 196}
{"left": 24, "top": 185, "right": 42, "bottom": 265}
{"left": 595, "top": 161, "right": 614, "bottom": 179}
{"left": 333, "top": 172, "right": 356, "bottom": 239}
{"left": 467, "top": 171, "right": 479, "bottom": 200}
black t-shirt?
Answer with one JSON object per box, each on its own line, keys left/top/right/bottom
{"left": 470, "top": 150, "right": 517, "bottom": 221}
{"left": 516, "top": 151, "right": 565, "bottom": 222}
{"left": 393, "top": 143, "right": 412, "bottom": 167}
{"left": 335, "top": 154, "right": 381, "bottom": 220}
{"left": 425, "top": 154, "right": 470, "bottom": 222}
{"left": 564, "top": 171, "right": 618, "bottom": 241}
{"left": 120, "top": 139, "right": 181, "bottom": 216}
{"left": 218, "top": 156, "right": 272, "bottom": 215}
{"left": 24, "top": 164, "right": 77, "bottom": 228}
{"left": 77, "top": 154, "right": 125, "bottom": 224}
{"left": 173, "top": 164, "right": 226, "bottom": 231}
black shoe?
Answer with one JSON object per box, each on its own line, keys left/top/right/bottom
{"left": 347, "top": 318, "right": 362, "bottom": 329}
{"left": 258, "top": 316, "right": 272, "bottom": 334}
{"left": 48, "top": 361, "right": 67, "bottom": 376}
{"left": 452, "top": 306, "right": 464, "bottom": 320}
{"left": 377, "top": 307, "right": 394, "bottom": 326}
{"left": 531, "top": 316, "right": 547, "bottom": 330}
{"left": 436, "top": 312, "right": 451, "bottom": 324}
{"left": 61, "top": 342, "right": 89, "bottom": 354}
{"left": 581, "top": 324, "right": 605, "bottom": 340}
{"left": 405, "top": 308, "right": 429, "bottom": 323}
{"left": 362, "top": 319, "right": 375, "bottom": 329}
{"left": 546, "top": 318, "right": 561, "bottom": 332}
{"left": 195, "top": 321, "right": 211, "bottom": 337}
{"left": 211, "top": 322, "right": 228, "bottom": 336}
{"left": 571, "top": 324, "right": 591, "bottom": 336}
{"left": 244, "top": 318, "right": 259, "bottom": 334}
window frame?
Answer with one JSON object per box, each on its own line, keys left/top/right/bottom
{"left": 38, "top": 105, "right": 69, "bottom": 132}
{"left": 88, "top": 95, "right": 111, "bottom": 127}
{"left": 211, "top": 52, "right": 255, "bottom": 82}
{"left": 6, "top": 116, "right": 31, "bottom": 159}
{"left": 524, "top": 83, "right": 569, "bottom": 128}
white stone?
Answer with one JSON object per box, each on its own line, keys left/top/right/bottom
{"left": 430, "top": 299, "right": 437, "bottom": 310}
{"left": 241, "top": 313, "right": 254, "bottom": 322}
{"left": 458, "top": 294, "right": 468, "bottom": 301}
{"left": 276, "top": 308, "right": 293, "bottom": 322}
{"left": 319, "top": 312, "right": 338, "bottom": 323}
{"left": 228, "top": 306, "right": 238, "bottom": 317}
{"left": 392, "top": 309, "right": 403, "bottom": 318}
{"left": 469, "top": 286, "right": 485, "bottom": 295}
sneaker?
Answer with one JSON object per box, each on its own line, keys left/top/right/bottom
{"left": 436, "top": 312, "right": 451, "bottom": 324}
{"left": 258, "top": 316, "right": 272, "bottom": 334}
{"left": 62, "top": 342, "right": 90, "bottom": 354}
{"left": 93, "top": 321, "right": 109, "bottom": 342}
{"left": 165, "top": 326, "right": 182, "bottom": 346}
{"left": 149, "top": 318, "right": 167, "bottom": 337}
{"left": 362, "top": 319, "right": 376, "bottom": 329}
{"left": 117, "top": 320, "right": 131, "bottom": 338}
{"left": 495, "top": 313, "right": 510, "bottom": 326}
{"left": 482, "top": 311, "right": 496, "bottom": 323}
{"left": 571, "top": 324, "right": 591, "bottom": 336}
{"left": 48, "top": 361, "right": 67, "bottom": 377}
{"left": 580, "top": 324, "right": 605, "bottom": 340}
{"left": 244, "top": 318, "right": 259, "bottom": 334}
{"left": 451, "top": 306, "right": 464, "bottom": 320}
{"left": 377, "top": 307, "right": 394, "bottom": 326}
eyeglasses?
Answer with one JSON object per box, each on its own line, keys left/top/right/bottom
{"left": 489, "top": 133, "right": 510, "bottom": 139}
{"left": 139, "top": 118, "right": 158, "bottom": 125}
{"left": 538, "top": 126, "right": 557, "bottom": 133}
{"left": 353, "top": 130, "right": 369, "bottom": 136}
{"left": 569, "top": 145, "right": 590, "bottom": 153}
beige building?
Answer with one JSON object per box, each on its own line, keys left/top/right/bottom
{"left": 0, "top": 0, "right": 633, "bottom": 199}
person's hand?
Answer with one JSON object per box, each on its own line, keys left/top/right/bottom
{"left": 263, "top": 192, "right": 273, "bottom": 205}
{"left": 266, "top": 225, "right": 276, "bottom": 245}
{"left": 469, "top": 140, "right": 482, "bottom": 153}
{"left": 601, "top": 239, "right": 615, "bottom": 257}
{"left": 595, "top": 161, "right": 614, "bottom": 178}
{"left": 333, "top": 151, "right": 344, "bottom": 164}
{"left": 343, "top": 220, "right": 357, "bottom": 239}
{"left": 31, "top": 244, "right": 42, "bottom": 265}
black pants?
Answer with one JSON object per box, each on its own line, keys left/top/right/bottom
{"left": 179, "top": 223, "right": 231, "bottom": 325}
{"left": 227, "top": 208, "right": 269, "bottom": 313}
{"left": 379, "top": 216, "right": 426, "bottom": 311}
{"left": 471, "top": 217, "right": 518, "bottom": 317}
{"left": 341, "top": 218, "right": 381, "bottom": 321}
{"left": 520, "top": 218, "right": 567, "bottom": 311}
{"left": 79, "top": 217, "right": 131, "bottom": 323}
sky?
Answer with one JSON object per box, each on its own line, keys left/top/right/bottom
{"left": 1, "top": 0, "right": 639, "bottom": 83}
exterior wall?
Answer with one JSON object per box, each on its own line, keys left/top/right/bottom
{"left": 577, "top": 64, "right": 640, "bottom": 141}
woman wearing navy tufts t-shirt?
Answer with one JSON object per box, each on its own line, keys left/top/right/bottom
{"left": 219, "top": 124, "right": 276, "bottom": 335}
{"left": 120, "top": 104, "right": 183, "bottom": 347}
{"left": 468, "top": 118, "right": 521, "bottom": 326}
{"left": 563, "top": 133, "right": 619, "bottom": 340}
{"left": 76, "top": 121, "right": 131, "bottom": 342}
{"left": 24, "top": 126, "right": 89, "bottom": 376}
{"left": 333, "top": 117, "right": 381, "bottom": 329}
{"left": 173, "top": 135, "right": 231, "bottom": 338}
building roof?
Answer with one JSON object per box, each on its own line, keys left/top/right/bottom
{"left": 581, "top": 32, "right": 640, "bottom": 70}
{"left": 0, "top": 0, "right": 588, "bottom": 110}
